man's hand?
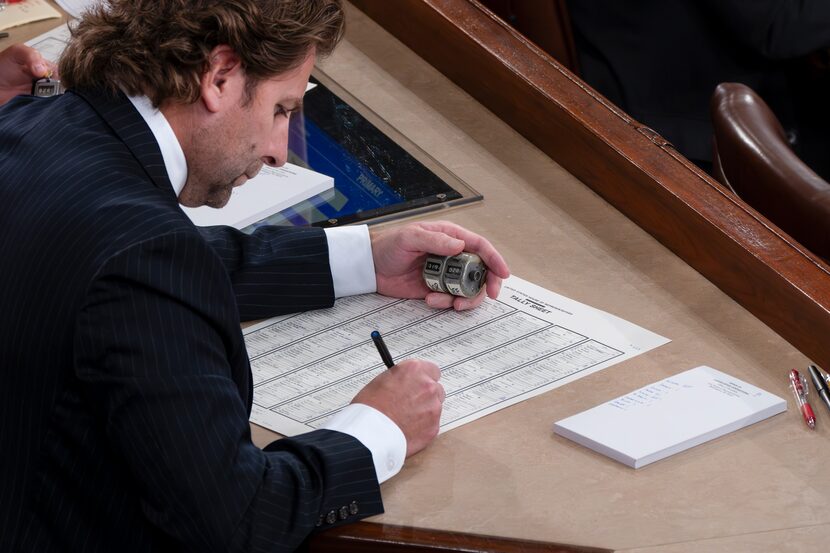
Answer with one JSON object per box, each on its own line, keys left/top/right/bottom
{"left": 370, "top": 220, "right": 510, "bottom": 311}
{"left": 352, "top": 359, "right": 445, "bottom": 457}
{"left": 0, "top": 44, "right": 54, "bottom": 106}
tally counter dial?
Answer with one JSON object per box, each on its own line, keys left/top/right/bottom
{"left": 423, "top": 252, "right": 487, "bottom": 298}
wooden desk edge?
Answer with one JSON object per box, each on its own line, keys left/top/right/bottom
{"left": 309, "top": 522, "right": 610, "bottom": 553}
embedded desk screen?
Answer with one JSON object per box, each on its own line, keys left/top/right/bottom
{"left": 244, "top": 72, "right": 480, "bottom": 230}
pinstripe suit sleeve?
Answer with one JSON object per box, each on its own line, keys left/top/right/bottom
{"left": 198, "top": 225, "right": 336, "bottom": 322}
{"left": 74, "top": 231, "right": 382, "bottom": 553}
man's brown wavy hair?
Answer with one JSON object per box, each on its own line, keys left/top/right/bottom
{"left": 58, "top": 0, "right": 345, "bottom": 106}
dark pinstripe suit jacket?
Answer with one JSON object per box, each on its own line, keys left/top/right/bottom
{"left": 0, "top": 89, "right": 382, "bottom": 552}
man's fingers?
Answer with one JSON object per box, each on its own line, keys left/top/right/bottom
{"left": 426, "top": 275, "right": 502, "bottom": 309}
{"left": 402, "top": 225, "right": 464, "bottom": 258}
{"left": 416, "top": 221, "right": 510, "bottom": 279}
{"left": 452, "top": 290, "right": 486, "bottom": 311}
{"left": 485, "top": 275, "right": 503, "bottom": 300}
{"left": 8, "top": 44, "right": 49, "bottom": 78}
{"left": 425, "top": 291, "right": 455, "bottom": 309}
{"left": 393, "top": 358, "right": 441, "bottom": 382}
{"left": 352, "top": 358, "right": 443, "bottom": 458}
{"left": 32, "top": 62, "right": 50, "bottom": 79}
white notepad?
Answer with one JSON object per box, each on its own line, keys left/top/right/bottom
{"left": 553, "top": 366, "right": 786, "bottom": 468}
{"left": 181, "top": 163, "right": 333, "bottom": 229}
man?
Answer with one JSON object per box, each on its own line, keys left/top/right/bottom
{"left": 0, "top": 1, "right": 509, "bottom": 551}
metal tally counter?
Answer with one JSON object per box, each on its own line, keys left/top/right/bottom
{"left": 31, "top": 77, "right": 64, "bottom": 98}
{"left": 423, "top": 252, "right": 487, "bottom": 298}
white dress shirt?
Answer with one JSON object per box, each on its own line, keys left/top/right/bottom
{"left": 126, "top": 94, "right": 406, "bottom": 483}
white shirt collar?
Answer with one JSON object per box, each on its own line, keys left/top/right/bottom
{"left": 125, "top": 94, "right": 188, "bottom": 198}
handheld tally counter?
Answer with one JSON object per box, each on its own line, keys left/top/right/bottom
{"left": 31, "top": 77, "right": 64, "bottom": 98}
{"left": 423, "top": 252, "right": 487, "bottom": 298}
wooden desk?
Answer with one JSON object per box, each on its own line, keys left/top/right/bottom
{"left": 0, "top": 5, "right": 68, "bottom": 45}
{"left": 7, "top": 2, "right": 829, "bottom": 551}
{"left": 286, "top": 1, "right": 826, "bottom": 551}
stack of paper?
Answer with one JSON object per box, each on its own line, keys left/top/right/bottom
{"left": 181, "top": 163, "right": 334, "bottom": 229}
{"left": 553, "top": 366, "right": 786, "bottom": 468}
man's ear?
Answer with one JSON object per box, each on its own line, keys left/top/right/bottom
{"left": 200, "top": 45, "right": 244, "bottom": 113}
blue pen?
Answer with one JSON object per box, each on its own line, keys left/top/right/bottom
{"left": 371, "top": 330, "right": 395, "bottom": 368}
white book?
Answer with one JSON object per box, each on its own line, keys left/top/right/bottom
{"left": 553, "top": 366, "right": 786, "bottom": 468}
{"left": 181, "top": 163, "right": 333, "bottom": 229}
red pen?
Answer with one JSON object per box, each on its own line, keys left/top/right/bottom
{"left": 789, "top": 369, "right": 816, "bottom": 429}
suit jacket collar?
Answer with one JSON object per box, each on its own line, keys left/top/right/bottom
{"left": 73, "top": 88, "right": 177, "bottom": 200}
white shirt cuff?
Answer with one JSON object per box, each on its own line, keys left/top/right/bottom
{"left": 324, "top": 225, "right": 377, "bottom": 298}
{"left": 321, "top": 403, "right": 406, "bottom": 484}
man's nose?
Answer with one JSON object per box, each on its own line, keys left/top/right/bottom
{"left": 262, "top": 122, "right": 290, "bottom": 168}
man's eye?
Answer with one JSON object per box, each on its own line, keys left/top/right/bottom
{"left": 275, "top": 106, "right": 289, "bottom": 118}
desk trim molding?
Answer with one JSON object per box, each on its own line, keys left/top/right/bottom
{"left": 310, "top": 522, "right": 610, "bottom": 553}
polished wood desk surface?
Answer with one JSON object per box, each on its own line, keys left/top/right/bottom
{"left": 6, "top": 3, "right": 828, "bottom": 552}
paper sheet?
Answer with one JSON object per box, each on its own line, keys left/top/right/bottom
{"left": 24, "top": 21, "right": 70, "bottom": 61}
{"left": 245, "top": 276, "right": 670, "bottom": 436}
{"left": 0, "top": 0, "right": 61, "bottom": 31}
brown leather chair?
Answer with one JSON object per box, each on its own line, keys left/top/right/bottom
{"left": 711, "top": 82, "right": 830, "bottom": 260}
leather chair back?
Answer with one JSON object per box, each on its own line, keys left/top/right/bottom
{"left": 711, "top": 82, "right": 830, "bottom": 260}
